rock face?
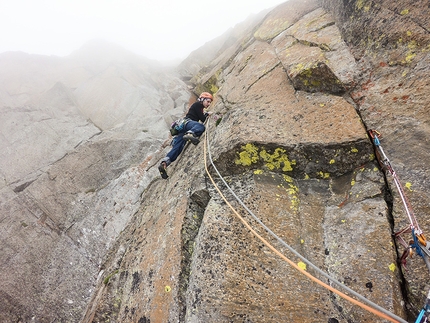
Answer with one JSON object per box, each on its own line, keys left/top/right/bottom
{"left": 322, "top": 0, "right": 430, "bottom": 314}
{"left": 1, "top": 1, "right": 430, "bottom": 323}
{"left": 80, "top": 1, "right": 429, "bottom": 323}
{"left": 0, "top": 41, "right": 190, "bottom": 323}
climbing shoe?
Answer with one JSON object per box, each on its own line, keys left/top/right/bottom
{"left": 158, "top": 162, "right": 168, "bottom": 179}
{"left": 183, "top": 132, "right": 200, "bottom": 145}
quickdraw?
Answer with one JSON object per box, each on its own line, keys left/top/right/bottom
{"left": 415, "top": 289, "right": 430, "bottom": 323}
{"left": 368, "top": 130, "right": 430, "bottom": 267}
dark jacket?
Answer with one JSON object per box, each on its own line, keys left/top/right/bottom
{"left": 185, "top": 101, "right": 207, "bottom": 123}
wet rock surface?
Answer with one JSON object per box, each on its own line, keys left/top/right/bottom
{"left": 1, "top": 0, "right": 430, "bottom": 322}
{"left": 83, "top": 1, "right": 429, "bottom": 322}
{"left": 0, "top": 42, "right": 190, "bottom": 323}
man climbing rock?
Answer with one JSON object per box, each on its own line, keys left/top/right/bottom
{"left": 158, "top": 92, "right": 213, "bottom": 179}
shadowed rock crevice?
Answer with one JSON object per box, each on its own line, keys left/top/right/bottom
{"left": 365, "top": 139, "right": 418, "bottom": 319}
{"left": 380, "top": 176, "right": 415, "bottom": 319}
{"left": 178, "top": 192, "right": 209, "bottom": 322}
{"left": 12, "top": 178, "right": 37, "bottom": 193}
{"left": 288, "top": 61, "right": 346, "bottom": 94}
{"left": 178, "top": 176, "right": 211, "bottom": 321}
{"left": 246, "top": 62, "right": 283, "bottom": 93}
{"left": 211, "top": 140, "right": 374, "bottom": 180}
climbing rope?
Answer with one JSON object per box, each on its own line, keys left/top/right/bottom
{"left": 202, "top": 119, "right": 408, "bottom": 323}
{"left": 368, "top": 130, "right": 430, "bottom": 269}
{"left": 415, "top": 289, "right": 430, "bottom": 323}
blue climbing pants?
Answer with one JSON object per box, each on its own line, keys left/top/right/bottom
{"left": 165, "top": 120, "right": 205, "bottom": 163}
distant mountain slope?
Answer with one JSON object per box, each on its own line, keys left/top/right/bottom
{"left": 0, "top": 40, "right": 191, "bottom": 323}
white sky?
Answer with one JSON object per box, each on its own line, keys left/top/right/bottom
{"left": 0, "top": 0, "right": 286, "bottom": 61}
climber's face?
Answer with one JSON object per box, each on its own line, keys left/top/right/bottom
{"left": 203, "top": 98, "right": 212, "bottom": 108}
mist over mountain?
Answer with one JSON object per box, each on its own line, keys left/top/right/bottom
{"left": 1, "top": 0, "right": 430, "bottom": 322}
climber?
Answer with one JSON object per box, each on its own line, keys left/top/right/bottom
{"left": 158, "top": 92, "right": 213, "bottom": 179}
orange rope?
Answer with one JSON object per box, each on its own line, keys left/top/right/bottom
{"left": 203, "top": 131, "right": 402, "bottom": 323}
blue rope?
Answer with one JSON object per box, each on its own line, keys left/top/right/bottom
{"left": 415, "top": 309, "right": 425, "bottom": 323}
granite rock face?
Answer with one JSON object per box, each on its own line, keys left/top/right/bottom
{"left": 322, "top": 0, "right": 430, "bottom": 314}
{"left": 81, "top": 1, "right": 429, "bottom": 323}
{"left": 2, "top": 0, "right": 430, "bottom": 322}
{"left": 0, "top": 42, "right": 190, "bottom": 323}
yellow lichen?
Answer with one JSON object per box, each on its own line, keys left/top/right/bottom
{"left": 254, "top": 169, "right": 264, "bottom": 175}
{"left": 283, "top": 174, "right": 293, "bottom": 183}
{"left": 210, "top": 84, "right": 219, "bottom": 94}
{"left": 260, "top": 148, "right": 295, "bottom": 172}
{"left": 404, "top": 52, "right": 416, "bottom": 63}
{"left": 293, "top": 63, "right": 304, "bottom": 71}
{"left": 389, "top": 263, "right": 396, "bottom": 272}
{"left": 235, "top": 143, "right": 259, "bottom": 166}
{"left": 282, "top": 175, "right": 299, "bottom": 211}
{"left": 329, "top": 159, "right": 336, "bottom": 164}
{"left": 317, "top": 171, "right": 330, "bottom": 179}
{"left": 356, "top": 0, "right": 371, "bottom": 11}
{"left": 400, "top": 9, "right": 409, "bottom": 15}
{"left": 351, "top": 148, "right": 359, "bottom": 153}
{"left": 405, "top": 182, "right": 413, "bottom": 191}
{"left": 236, "top": 144, "right": 295, "bottom": 173}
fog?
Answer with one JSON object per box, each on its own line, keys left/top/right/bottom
{"left": 0, "top": 0, "right": 286, "bottom": 61}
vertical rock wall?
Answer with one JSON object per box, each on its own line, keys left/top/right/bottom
{"left": 83, "top": 0, "right": 429, "bottom": 322}
{"left": 322, "top": 0, "right": 430, "bottom": 317}
{"left": 0, "top": 44, "right": 191, "bottom": 322}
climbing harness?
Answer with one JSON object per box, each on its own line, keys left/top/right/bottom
{"left": 415, "top": 289, "right": 430, "bottom": 323}
{"left": 203, "top": 119, "right": 408, "bottom": 323}
{"left": 170, "top": 118, "right": 189, "bottom": 136}
{"left": 368, "top": 130, "right": 430, "bottom": 270}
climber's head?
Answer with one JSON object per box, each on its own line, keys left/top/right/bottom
{"left": 199, "top": 92, "right": 213, "bottom": 107}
